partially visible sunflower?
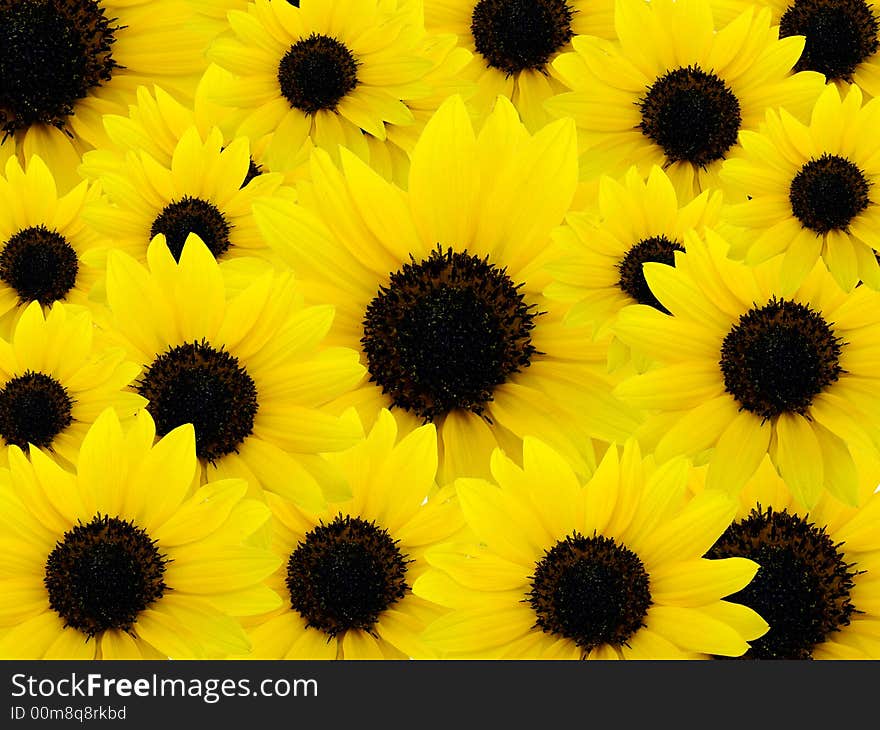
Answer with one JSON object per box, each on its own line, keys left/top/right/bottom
{"left": 700, "top": 455, "right": 880, "bottom": 659}
{"left": 0, "top": 301, "right": 144, "bottom": 467}
{"left": 424, "top": 0, "right": 616, "bottom": 131}
{"left": 545, "top": 165, "right": 721, "bottom": 370}
{"left": 614, "top": 229, "right": 880, "bottom": 508}
{"left": 247, "top": 408, "right": 464, "bottom": 659}
{"left": 0, "top": 155, "right": 106, "bottom": 334}
{"left": 102, "top": 235, "right": 366, "bottom": 508}
{"left": 0, "top": 0, "right": 213, "bottom": 191}
{"left": 79, "top": 83, "right": 288, "bottom": 191}
{"left": 544, "top": 0, "right": 825, "bottom": 197}
{"left": 83, "top": 125, "right": 286, "bottom": 283}
{"left": 255, "top": 95, "right": 640, "bottom": 483}
{"left": 721, "top": 83, "right": 880, "bottom": 292}
{"left": 712, "top": 0, "right": 880, "bottom": 98}
{"left": 0, "top": 408, "right": 282, "bottom": 659}
{"left": 414, "top": 437, "right": 767, "bottom": 659}
{"left": 205, "top": 0, "right": 473, "bottom": 185}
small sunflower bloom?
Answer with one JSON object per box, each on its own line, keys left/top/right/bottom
{"left": 545, "top": 0, "right": 825, "bottom": 197}
{"left": 102, "top": 235, "right": 366, "bottom": 508}
{"left": 0, "top": 301, "right": 144, "bottom": 467}
{"left": 0, "top": 155, "right": 106, "bottom": 334}
{"left": 206, "top": 0, "right": 473, "bottom": 185}
{"left": 248, "top": 409, "right": 464, "bottom": 659}
{"left": 414, "top": 438, "right": 766, "bottom": 659}
{"left": 721, "top": 83, "right": 880, "bottom": 292}
{"left": 614, "top": 229, "right": 880, "bottom": 508}
{"left": 545, "top": 164, "right": 721, "bottom": 369}
{"left": 0, "top": 408, "right": 282, "bottom": 659}
{"left": 84, "top": 125, "right": 286, "bottom": 283}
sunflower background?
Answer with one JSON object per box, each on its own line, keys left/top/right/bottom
{"left": 0, "top": 0, "right": 879, "bottom": 662}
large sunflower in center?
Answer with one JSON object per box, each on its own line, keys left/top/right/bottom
{"left": 255, "top": 95, "right": 640, "bottom": 483}
{"left": 544, "top": 0, "right": 825, "bottom": 196}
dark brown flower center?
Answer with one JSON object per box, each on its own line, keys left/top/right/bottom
{"left": 471, "top": 0, "right": 574, "bottom": 74}
{"left": 0, "top": 225, "right": 79, "bottom": 305}
{"left": 720, "top": 299, "right": 844, "bottom": 420}
{"left": 639, "top": 65, "right": 742, "bottom": 168}
{"left": 45, "top": 515, "right": 167, "bottom": 637}
{"left": 286, "top": 515, "right": 410, "bottom": 638}
{"left": 277, "top": 33, "right": 358, "bottom": 114}
{"left": 707, "top": 506, "right": 860, "bottom": 660}
{"left": 789, "top": 154, "right": 871, "bottom": 234}
{"left": 780, "top": 0, "right": 879, "bottom": 81}
{"left": 617, "top": 235, "right": 684, "bottom": 313}
{"left": 137, "top": 340, "right": 258, "bottom": 463}
{"left": 150, "top": 196, "right": 232, "bottom": 262}
{"left": 362, "top": 247, "right": 539, "bottom": 422}
{"left": 0, "top": 0, "right": 120, "bottom": 136}
{"left": 527, "top": 532, "right": 652, "bottom": 655}
{"left": 0, "top": 371, "right": 74, "bottom": 448}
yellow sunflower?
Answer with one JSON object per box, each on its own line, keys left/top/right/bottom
{"left": 0, "top": 155, "right": 106, "bottom": 334}
{"left": 544, "top": 0, "right": 826, "bottom": 197}
{"left": 613, "top": 229, "right": 880, "bottom": 508}
{"left": 79, "top": 82, "right": 303, "bottom": 188}
{"left": 721, "top": 83, "right": 880, "bottom": 292}
{"left": 102, "top": 235, "right": 365, "bottom": 508}
{"left": 713, "top": 0, "right": 880, "bottom": 98}
{"left": 414, "top": 437, "right": 767, "bottom": 659}
{"left": 0, "top": 301, "right": 143, "bottom": 467}
{"left": 0, "top": 408, "right": 282, "bottom": 659}
{"left": 424, "top": 0, "right": 616, "bottom": 131}
{"left": 545, "top": 164, "right": 722, "bottom": 370}
{"left": 700, "top": 455, "right": 880, "bottom": 659}
{"left": 83, "top": 125, "right": 286, "bottom": 284}
{"left": 247, "top": 409, "right": 464, "bottom": 659}
{"left": 205, "top": 0, "right": 472, "bottom": 185}
{"left": 0, "top": 0, "right": 212, "bottom": 191}
{"left": 254, "top": 95, "right": 640, "bottom": 484}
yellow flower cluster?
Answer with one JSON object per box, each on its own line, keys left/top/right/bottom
{"left": 0, "top": 0, "right": 879, "bottom": 660}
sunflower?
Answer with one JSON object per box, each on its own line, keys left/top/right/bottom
{"left": 713, "top": 0, "right": 880, "bottom": 98}
{"left": 613, "top": 229, "right": 880, "bottom": 509}
{"left": 699, "top": 455, "right": 880, "bottom": 659}
{"left": 414, "top": 437, "right": 767, "bottom": 659}
{"left": 246, "top": 409, "right": 464, "bottom": 659}
{"left": 0, "top": 155, "right": 106, "bottom": 334}
{"left": 0, "top": 0, "right": 212, "bottom": 192}
{"left": 204, "top": 0, "right": 473, "bottom": 185}
{"left": 79, "top": 82, "right": 291, "bottom": 192}
{"left": 102, "top": 235, "right": 365, "bottom": 509}
{"left": 0, "top": 301, "right": 144, "bottom": 467}
{"left": 721, "top": 84, "right": 880, "bottom": 292}
{"left": 424, "top": 0, "right": 615, "bottom": 131}
{"left": 544, "top": 0, "right": 826, "bottom": 198}
{"left": 83, "top": 125, "right": 287, "bottom": 284}
{"left": 0, "top": 408, "right": 282, "bottom": 659}
{"left": 254, "top": 95, "right": 640, "bottom": 484}
{"left": 545, "top": 164, "right": 722, "bottom": 370}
